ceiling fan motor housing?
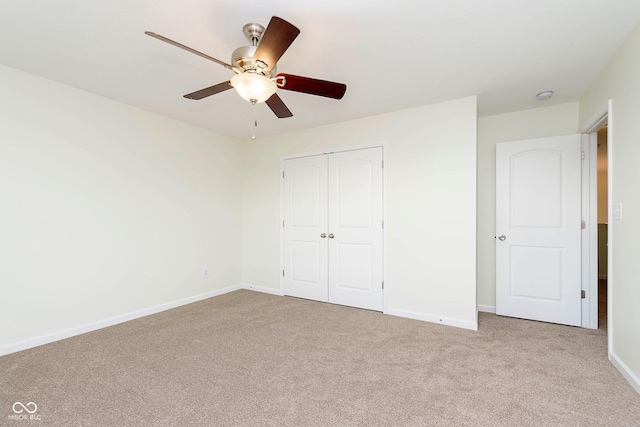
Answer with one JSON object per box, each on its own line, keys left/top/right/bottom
{"left": 232, "top": 45, "right": 276, "bottom": 77}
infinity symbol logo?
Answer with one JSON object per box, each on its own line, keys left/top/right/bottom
{"left": 12, "top": 402, "right": 38, "bottom": 414}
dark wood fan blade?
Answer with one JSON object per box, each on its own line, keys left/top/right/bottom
{"left": 184, "top": 81, "right": 233, "bottom": 100}
{"left": 265, "top": 93, "right": 293, "bottom": 118}
{"left": 252, "top": 17, "right": 300, "bottom": 72}
{"left": 145, "top": 31, "right": 233, "bottom": 70}
{"left": 276, "top": 73, "right": 347, "bottom": 99}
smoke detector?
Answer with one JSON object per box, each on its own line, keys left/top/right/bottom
{"left": 536, "top": 91, "right": 554, "bottom": 100}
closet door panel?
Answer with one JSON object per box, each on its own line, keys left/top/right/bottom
{"left": 283, "top": 155, "right": 328, "bottom": 302}
{"left": 328, "top": 148, "right": 384, "bottom": 311}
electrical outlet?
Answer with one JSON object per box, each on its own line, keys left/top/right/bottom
{"left": 203, "top": 268, "right": 209, "bottom": 278}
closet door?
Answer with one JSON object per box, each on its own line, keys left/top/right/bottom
{"left": 328, "top": 147, "right": 384, "bottom": 311}
{"left": 283, "top": 155, "right": 328, "bottom": 302}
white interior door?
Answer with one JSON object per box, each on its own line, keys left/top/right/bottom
{"left": 283, "top": 155, "right": 328, "bottom": 302}
{"left": 496, "top": 135, "right": 582, "bottom": 326}
{"left": 328, "top": 148, "right": 384, "bottom": 311}
{"left": 283, "top": 147, "right": 384, "bottom": 311}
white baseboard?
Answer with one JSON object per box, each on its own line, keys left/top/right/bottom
{"left": 0, "top": 284, "right": 242, "bottom": 357}
{"left": 385, "top": 307, "right": 478, "bottom": 331}
{"left": 610, "top": 351, "right": 640, "bottom": 395}
{"left": 478, "top": 305, "right": 496, "bottom": 314}
{"left": 241, "top": 283, "right": 284, "bottom": 296}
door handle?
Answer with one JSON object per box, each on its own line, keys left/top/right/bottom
{"left": 320, "top": 233, "right": 327, "bottom": 238}
{"left": 328, "top": 233, "right": 335, "bottom": 239}
{"left": 498, "top": 234, "right": 506, "bottom": 241}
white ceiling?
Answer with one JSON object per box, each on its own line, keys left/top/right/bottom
{"left": 1, "top": 1, "right": 639, "bottom": 140}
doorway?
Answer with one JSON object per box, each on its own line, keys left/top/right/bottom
{"left": 495, "top": 103, "right": 612, "bottom": 337}
{"left": 582, "top": 101, "right": 612, "bottom": 354}
{"left": 596, "top": 125, "right": 608, "bottom": 329}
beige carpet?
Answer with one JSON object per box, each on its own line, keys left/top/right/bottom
{"left": 1, "top": 290, "right": 639, "bottom": 426}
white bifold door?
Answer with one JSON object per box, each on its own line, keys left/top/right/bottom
{"left": 283, "top": 147, "right": 384, "bottom": 311}
{"left": 496, "top": 135, "right": 582, "bottom": 326}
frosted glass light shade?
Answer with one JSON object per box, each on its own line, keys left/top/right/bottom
{"left": 230, "top": 73, "right": 277, "bottom": 104}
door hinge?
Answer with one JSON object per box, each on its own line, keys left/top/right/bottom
{"left": 282, "top": 171, "right": 285, "bottom": 178}
{"left": 581, "top": 290, "right": 586, "bottom": 299}
{"left": 581, "top": 220, "right": 586, "bottom": 229}
{"left": 382, "top": 281, "right": 384, "bottom": 289}
{"left": 581, "top": 151, "right": 586, "bottom": 160}
{"left": 282, "top": 270, "right": 285, "bottom": 277}
{"left": 283, "top": 220, "right": 285, "bottom": 228}
{"left": 382, "top": 220, "right": 384, "bottom": 229}
{"left": 382, "top": 160, "right": 384, "bottom": 168}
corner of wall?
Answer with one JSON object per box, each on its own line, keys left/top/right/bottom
{"left": 610, "top": 352, "right": 640, "bottom": 395}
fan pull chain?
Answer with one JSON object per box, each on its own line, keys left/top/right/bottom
{"left": 251, "top": 101, "right": 258, "bottom": 140}
{"left": 252, "top": 119, "right": 258, "bottom": 140}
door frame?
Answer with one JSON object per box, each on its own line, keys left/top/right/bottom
{"left": 580, "top": 100, "right": 612, "bottom": 354}
{"left": 279, "top": 141, "right": 388, "bottom": 311}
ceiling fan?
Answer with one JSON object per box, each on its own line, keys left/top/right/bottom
{"left": 145, "top": 16, "right": 347, "bottom": 118}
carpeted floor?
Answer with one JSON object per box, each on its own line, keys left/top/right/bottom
{"left": 1, "top": 289, "right": 639, "bottom": 426}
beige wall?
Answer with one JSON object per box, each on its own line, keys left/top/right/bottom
{"left": 243, "top": 97, "right": 478, "bottom": 328}
{"left": 476, "top": 103, "right": 580, "bottom": 309}
{"left": 579, "top": 21, "right": 640, "bottom": 386}
{"left": 0, "top": 64, "right": 246, "bottom": 349}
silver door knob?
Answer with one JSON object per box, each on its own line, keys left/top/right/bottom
{"left": 498, "top": 235, "right": 506, "bottom": 241}
{"left": 328, "top": 233, "right": 335, "bottom": 239}
{"left": 320, "top": 233, "right": 327, "bottom": 238}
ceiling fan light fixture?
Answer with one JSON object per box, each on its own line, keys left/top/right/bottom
{"left": 230, "top": 73, "right": 277, "bottom": 104}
